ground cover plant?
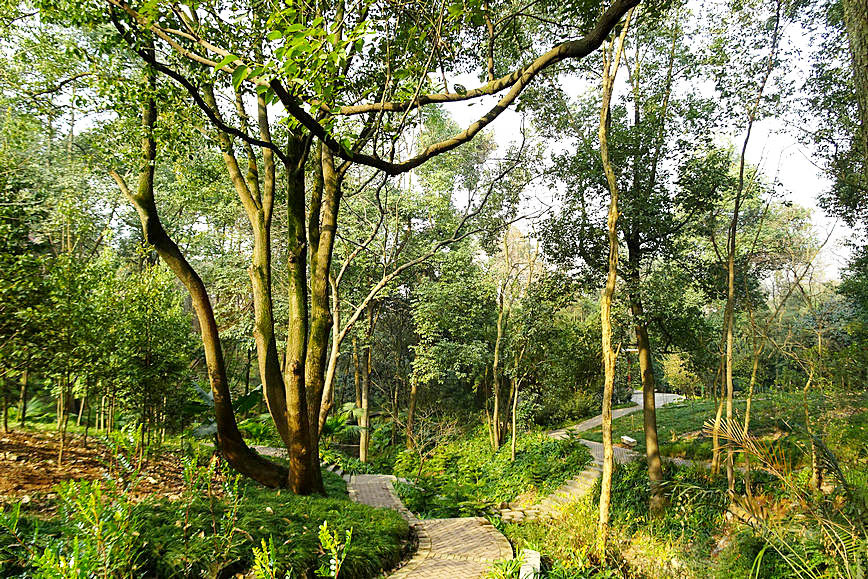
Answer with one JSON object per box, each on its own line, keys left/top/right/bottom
{"left": 0, "top": 433, "right": 408, "bottom": 578}
{"left": 579, "top": 392, "right": 859, "bottom": 464}
{"left": 393, "top": 428, "right": 592, "bottom": 518}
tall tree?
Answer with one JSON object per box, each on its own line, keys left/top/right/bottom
{"left": 596, "top": 7, "right": 632, "bottom": 558}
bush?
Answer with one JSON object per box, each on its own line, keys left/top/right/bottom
{"left": 139, "top": 471, "right": 407, "bottom": 578}
{"left": 394, "top": 428, "right": 592, "bottom": 518}
{"left": 320, "top": 447, "right": 377, "bottom": 475}
{"left": 526, "top": 388, "right": 600, "bottom": 428}
{"left": 593, "top": 461, "right": 731, "bottom": 550}
{"left": 0, "top": 455, "right": 408, "bottom": 578}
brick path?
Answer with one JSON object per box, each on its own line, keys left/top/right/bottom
{"left": 348, "top": 474, "right": 513, "bottom": 578}
{"left": 548, "top": 390, "right": 684, "bottom": 439}
{"left": 500, "top": 391, "right": 687, "bottom": 523}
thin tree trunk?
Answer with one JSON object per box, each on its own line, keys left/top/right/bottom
{"left": 76, "top": 380, "right": 88, "bottom": 427}
{"left": 353, "top": 336, "right": 361, "bottom": 407}
{"left": 18, "top": 369, "right": 27, "bottom": 427}
{"left": 628, "top": 284, "right": 664, "bottom": 515}
{"left": 492, "top": 296, "right": 505, "bottom": 449}
{"left": 725, "top": 242, "right": 736, "bottom": 493}
{"left": 597, "top": 11, "right": 632, "bottom": 558}
{"left": 2, "top": 383, "right": 8, "bottom": 434}
{"left": 710, "top": 346, "right": 726, "bottom": 474}
{"left": 725, "top": 0, "right": 782, "bottom": 495}
{"left": 407, "top": 379, "right": 418, "bottom": 450}
{"left": 511, "top": 378, "right": 520, "bottom": 461}
{"left": 243, "top": 348, "right": 251, "bottom": 398}
{"left": 84, "top": 403, "right": 91, "bottom": 447}
{"left": 360, "top": 307, "right": 373, "bottom": 462}
{"left": 803, "top": 370, "right": 821, "bottom": 490}
{"left": 58, "top": 374, "right": 71, "bottom": 466}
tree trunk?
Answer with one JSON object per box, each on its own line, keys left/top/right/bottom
{"left": 353, "top": 336, "right": 361, "bottom": 407}
{"left": 359, "top": 305, "right": 374, "bottom": 462}
{"left": 284, "top": 134, "right": 318, "bottom": 494}
{"left": 18, "top": 369, "right": 27, "bottom": 427}
{"left": 293, "top": 144, "right": 343, "bottom": 495}
{"left": 491, "top": 295, "right": 506, "bottom": 449}
{"left": 626, "top": 251, "right": 664, "bottom": 515}
{"left": 724, "top": 238, "right": 737, "bottom": 493}
{"left": 243, "top": 348, "right": 251, "bottom": 398}
{"left": 111, "top": 68, "right": 288, "bottom": 489}
{"left": 84, "top": 403, "right": 91, "bottom": 447}
{"left": 843, "top": 0, "right": 868, "bottom": 184}
{"left": 511, "top": 378, "right": 519, "bottom": 461}
{"left": 359, "top": 338, "right": 372, "bottom": 462}
{"left": 596, "top": 11, "right": 632, "bottom": 558}
{"left": 407, "top": 378, "right": 418, "bottom": 450}
{"left": 58, "top": 374, "right": 71, "bottom": 466}
{"left": 803, "top": 371, "right": 822, "bottom": 490}
{"left": 76, "top": 380, "right": 88, "bottom": 427}
{"left": 2, "top": 384, "right": 8, "bottom": 434}
{"left": 205, "top": 86, "right": 315, "bottom": 492}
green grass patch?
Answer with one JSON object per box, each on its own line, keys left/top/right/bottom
{"left": 393, "top": 428, "right": 592, "bottom": 518}
{"left": 581, "top": 392, "right": 868, "bottom": 468}
{"left": 1, "top": 468, "right": 408, "bottom": 578}
{"left": 583, "top": 397, "right": 788, "bottom": 461}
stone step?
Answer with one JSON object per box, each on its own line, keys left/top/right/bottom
{"left": 562, "top": 478, "right": 593, "bottom": 491}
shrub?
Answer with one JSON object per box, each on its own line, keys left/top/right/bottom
{"left": 394, "top": 428, "right": 592, "bottom": 518}
{"left": 1, "top": 454, "right": 407, "bottom": 578}
{"left": 592, "top": 461, "right": 731, "bottom": 550}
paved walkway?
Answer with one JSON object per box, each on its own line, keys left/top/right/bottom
{"left": 348, "top": 474, "right": 513, "bottom": 578}
{"left": 548, "top": 390, "right": 684, "bottom": 439}
{"left": 500, "top": 390, "right": 686, "bottom": 523}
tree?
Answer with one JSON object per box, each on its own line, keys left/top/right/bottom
{"left": 704, "top": 0, "right": 786, "bottom": 493}
{"left": 596, "top": 7, "right": 632, "bottom": 558}
{"left": 33, "top": 0, "right": 639, "bottom": 492}
{"left": 488, "top": 227, "right": 538, "bottom": 450}
{"left": 410, "top": 244, "right": 496, "bottom": 445}
{"left": 542, "top": 3, "right": 725, "bottom": 514}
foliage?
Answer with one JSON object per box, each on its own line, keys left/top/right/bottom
{"left": 497, "top": 499, "right": 625, "bottom": 579}
{"left": 394, "top": 427, "right": 591, "bottom": 517}
{"left": 319, "top": 447, "right": 377, "bottom": 475}
{"left": 315, "top": 521, "right": 352, "bottom": 578}
{"left": 593, "top": 461, "right": 734, "bottom": 550}
{"left": 411, "top": 244, "right": 496, "bottom": 391}
{"left": 0, "top": 447, "right": 407, "bottom": 579}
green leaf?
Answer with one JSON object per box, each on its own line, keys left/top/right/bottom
{"left": 231, "top": 65, "right": 250, "bottom": 90}
{"left": 216, "top": 54, "right": 239, "bottom": 71}
{"left": 266, "top": 30, "right": 283, "bottom": 41}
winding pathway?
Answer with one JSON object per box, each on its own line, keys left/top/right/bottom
{"left": 255, "top": 390, "right": 685, "bottom": 574}
{"left": 500, "top": 390, "right": 685, "bottom": 523}
{"left": 348, "top": 474, "right": 513, "bottom": 578}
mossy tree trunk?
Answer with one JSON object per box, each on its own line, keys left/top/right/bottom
{"left": 596, "top": 9, "right": 632, "bottom": 559}
{"left": 112, "top": 62, "right": 289, "bottom": 489}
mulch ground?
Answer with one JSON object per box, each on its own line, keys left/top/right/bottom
{"left": 0, "top": 428, "right": 191, "bottom": 511}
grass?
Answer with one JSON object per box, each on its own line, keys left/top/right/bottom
{"left": 393, "top": 427, "right": 592, "bottom": 518}
{"left": 581, "top": 391, "right": 868, "bottom": 465}
{"left": 582, "top": 397, "right": 783, "bottom": 461}
{"left": 138, "top": 471, "right": 408, "bottom": 578}
{"left": 1, "top": 457, "right": 409, "bottom": 579}
{"left": 495, "top": 461, "right": 782, "bottom": 578}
